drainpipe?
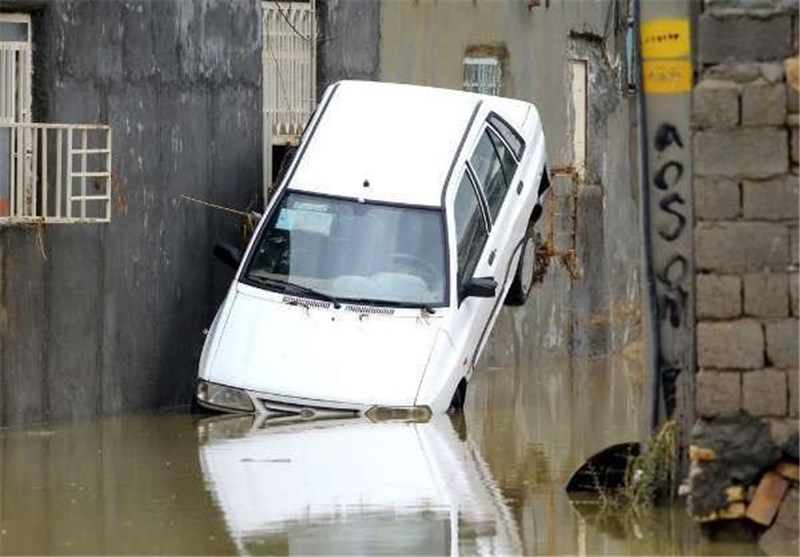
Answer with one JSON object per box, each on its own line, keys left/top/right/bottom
{"left": 632, "top": 0, "right": 662, "bottom": 433}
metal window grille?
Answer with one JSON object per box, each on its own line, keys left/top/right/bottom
{"left": 463, "top": 57, "right": 502, "bottom": 96}
{"left": 0, "top": 14, "right": 113, "bottom": 224}
{"left": 262, "top": 1, "right": 316, "bottom": 202}
{"left": 0, "top": 123, "right": 112, "bottom": 223}
{"left": 262, "top": 1, "right": 316, "bottom": 142}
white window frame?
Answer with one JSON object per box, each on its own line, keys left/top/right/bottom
{"left": 0, "top": 13, "right": 113, "bottom": 225}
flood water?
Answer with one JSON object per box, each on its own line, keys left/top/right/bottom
{"left": 0, "top": 314, "right": 761, "bottom": 555}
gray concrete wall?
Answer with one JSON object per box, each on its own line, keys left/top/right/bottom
{"left": 377, "top": 0, "right": 642, "bottom": 358}
{"left": 0, "top": 0, "right": 262, "bottom": 426}
{"left": 317, "top": 0, "right": 381, "bottom": 95}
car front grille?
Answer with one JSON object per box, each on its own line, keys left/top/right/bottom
{"left": 343, "top": 304, "right": 395, "bottom": 316}
{"left": 257, "top": 397, "right": 359, "bottom": 423}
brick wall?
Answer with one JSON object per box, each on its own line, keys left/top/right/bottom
{"left": 688, "top": 0, "right": 799, "bottom": 548}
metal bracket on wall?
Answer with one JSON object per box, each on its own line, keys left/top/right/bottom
{"left": 540, "top": 164, "right": 582, "bottom": 280}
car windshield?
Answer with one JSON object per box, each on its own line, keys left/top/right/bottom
{"left": 243, "top": 192, "right": 447, "bottom": 306}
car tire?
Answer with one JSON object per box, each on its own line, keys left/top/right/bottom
{"left": 447, "top": 379, "right": 468, "bottom": 413}
{"left": 505, "top": 227, "right": 537, "bottom": 307}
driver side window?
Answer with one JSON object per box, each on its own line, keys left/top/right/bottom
{"left": 453, "top": 172, "right": 489, "bottom": 288}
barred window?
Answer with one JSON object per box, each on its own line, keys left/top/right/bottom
{"left": 462, "top": 57, "right": 502, "bottom": 96}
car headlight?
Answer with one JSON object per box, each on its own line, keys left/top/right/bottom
{"left": 196, "top": 380, "right": 254, "bottom": 412}
{"left": 365, "top": 405, "right": 432, "bottom": 423}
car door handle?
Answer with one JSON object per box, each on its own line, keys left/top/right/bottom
{"left": 517, "top": 180, "right": 523, "bottom": 194}
{"left": 488, "top": 249, "right": 496, "bottom": 265}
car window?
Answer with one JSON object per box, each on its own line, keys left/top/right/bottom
{"left": 244, "top": 192, "right": 447, "bottom": 306}
{"left": 453, "top": 172, "right": 489, "bottom": 287}
{"left": 469, "top": 127, "right": 516, "bottom": 222}
{"left": 487, "top": 113, "right": 525, "bottom": 160}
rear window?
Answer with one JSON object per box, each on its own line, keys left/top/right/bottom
{"left": 487, "top": 112, "right": 524, "bottom": 160}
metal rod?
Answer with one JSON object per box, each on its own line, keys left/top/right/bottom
{"left": 81, "top": 128, "right": 87, "bottom": 218}
{"left": 56, "top": 129, "right": 62, "bottom": 218}
{"left": 106, "top": 128, "right": 112, "bottom": 222}
{"left": 42, "top": 127, "right": 48, "bottom": 217}
{"left": 66, "top": 128, "right": 72, "bottom": 218}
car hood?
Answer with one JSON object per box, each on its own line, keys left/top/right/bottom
{"left": 205, "top": 288, "right": 443, "bottom": 407}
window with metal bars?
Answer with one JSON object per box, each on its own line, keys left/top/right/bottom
{"left": 462, "top": 57, "right": 502, "bottom": 96}
{"left": 0, "top": 13, "right": 112, "bottom": 224}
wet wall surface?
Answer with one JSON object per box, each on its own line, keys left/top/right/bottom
{"left": 0, "top": 0, "right": 262, "bottom": 426}
{"left": 0, "top": 314, "right": 760, "bottom": 555}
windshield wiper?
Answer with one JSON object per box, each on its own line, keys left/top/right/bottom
{"left": 247, "top": 276, "right": 342, "bottom": 309}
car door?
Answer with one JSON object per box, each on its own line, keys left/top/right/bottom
{"left": 464, "top": 122, "right": 523, "bottom": 359}
{"left": 449, "top": 168, "right": 496, "bottom": 380}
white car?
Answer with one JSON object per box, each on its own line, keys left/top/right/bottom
{"left": 196, "top": 80, "right": 549, "bottom": 417}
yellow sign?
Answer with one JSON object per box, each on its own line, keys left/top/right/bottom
{"left": 643, "top": 60, "right": 692, "bottom": 94}
{"left": 641, "top": 18, "right": 690, "bottom": 59}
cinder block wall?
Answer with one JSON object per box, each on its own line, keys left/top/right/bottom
{"left": 688, "top": 0, "right": 799, "bottom": 544}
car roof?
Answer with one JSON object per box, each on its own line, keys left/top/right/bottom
{"left": 288, "top": 80, "right": 531, "bottom": 208}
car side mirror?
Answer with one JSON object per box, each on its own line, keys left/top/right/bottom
{"left": 462, "top": 277, "right": 497, "bottom": 299}
{"left": 214, "top": 242, "right": 242, "bottom": 269}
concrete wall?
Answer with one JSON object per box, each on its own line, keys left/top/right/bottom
{"left": 687, "top": 0, "right": 799, "bottom": 549}
{"left": 378, "top": 0, "right": 642, "bottom": 358}
{"left": 317, "top": 0, "right": 381, "bottom": 94}
{"left": 0, "top": 0, "right": 262, "bottom": 426}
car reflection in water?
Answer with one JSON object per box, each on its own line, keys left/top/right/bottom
{"left": 197, "top": 414, "right": 522, "bottom": 556}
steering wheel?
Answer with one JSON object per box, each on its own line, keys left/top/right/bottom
{"left": 387, "top": 253, "right": 439, "bottom": 287}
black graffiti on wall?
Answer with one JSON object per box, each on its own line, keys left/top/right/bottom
{"left": 652, "top": 122, "right": 690, "bottom": 419}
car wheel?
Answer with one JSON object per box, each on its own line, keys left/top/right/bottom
{"left": 447, "top": 379, "right": 468, "bottom": 413}
{"left": 505, "top": 228, "right": 536, "bottom": 307}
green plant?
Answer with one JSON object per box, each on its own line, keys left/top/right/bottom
{"left": 623, "top": 419, "right": 679, "bottom": 511}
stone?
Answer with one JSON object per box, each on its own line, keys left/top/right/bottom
{"left": 769, "top": 418, "right": 800, "bottom": 456}
{"left": 689, "top": 416, "right": 781, "bottom": 517}
{"left": 703, "top": 63, "right": 762, "bottom": 83}
{"left": 742, "top": 82, "right": 787, "bottom": 126}
{"left": 746, "top": 471, "right": 790, "bottom": 525}
{"left": 726, "top": 485, "right": 746, "bottom": 502}
{"left": 693, "top": 80, "right": 740, "bottom": 129}
{"left": 765, "top": 320, "right": 800, "bottom": 368}
{"left": 695, "top": 128, "right": 788, "bottom": 179}
{"left": 704, "top": 0, "right": 792, "bottom": 10}
{"left": 744, "top": 273, "right": 789, "bottom": 318}
{"left": 791, "top": 227, "right": 799, "bottom": 266}
{"left": 695, "top": 177, "right": 741, "bottom": 221}
{"left": 789, "top": 369, "right": 799, "bottom": 417}
{"left": 742, "top": 176, "right": 799, "bottom": 221}
{"left": 759, "top": 63, "right": 785, "bottom": 84}
{"left": 789, "top": 84, "right": 800, "bottom": 113}
{"left": 792, "top": 126, "right": 799, "bottom": 165}
{"left": 719, "top": 501, "right": 747, "bottom": 519}
{"left": 758, "top": 522, "right": 799, "bottom": 557}
{"left": 691, "top": 444, "right": 720, "bottom": 462}
{"left": 787, "top": 55, "right": 800, "bottom": 96}
{"left": 697, "top": 274, "right": 742, "bottom": 319}
{"left": 697, "top": 371, "right": 742, "bottom": 417}
{"left": 775, "top": 487, "right": 799, "bottom": 528}
{"left": 743, "top": 369, "right": 788, "bottom": 416}
{"left": 698, "top": 13, "right": 793, "bottom": 64}
{"left": 696, "top": 222, "right": 790, "bottom": 273}
{"left": 791, "top": 273, "right": 799, "bottom": 317}
{"left": 774, "top": 461, "right": 799, "bottom": 481}
{"left": 698, "top": 321, "right": 765, "bottom": 369}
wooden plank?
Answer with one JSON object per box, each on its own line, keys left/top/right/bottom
{"left": 774, "top": 461, "right": 800, "bottom": 482}
{"left": 746, "top": 471, "right": 790, "bottom": 526}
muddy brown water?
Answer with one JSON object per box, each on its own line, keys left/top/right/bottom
{"left": 0, "top": 316, "right": 761, "bottom": 555}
